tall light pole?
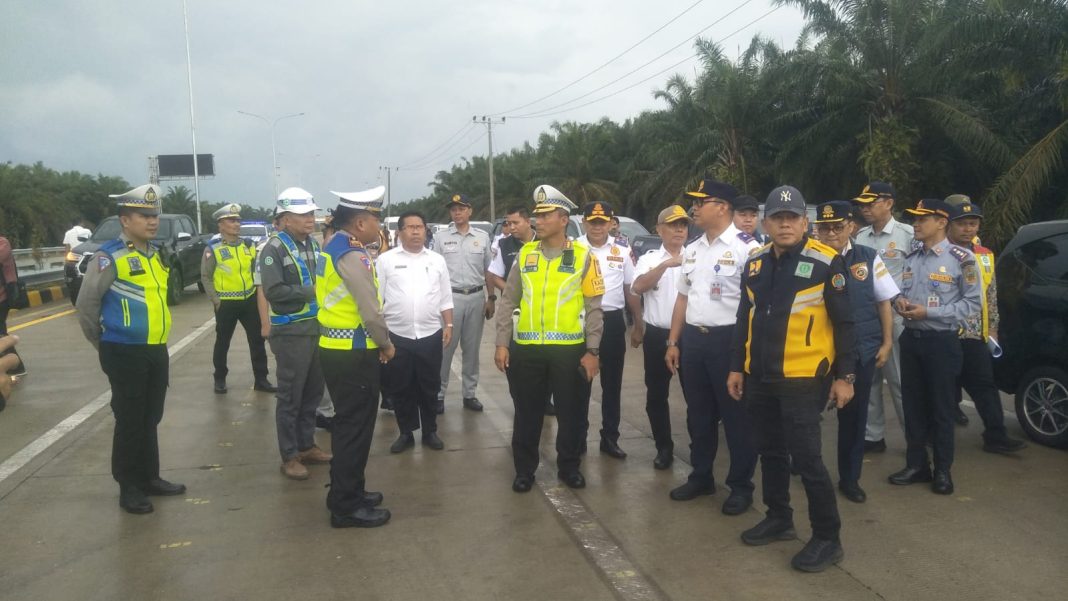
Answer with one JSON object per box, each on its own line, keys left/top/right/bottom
{"left": 379, "top": 166, "right": 395, "bottom": 218}
{"left": 181, "top": 0, "right": 203, "bottom": 232}
{"left": 237, "top": 110, "right": 305, "bottom": 197}
{"left": 473, "top": 115, "right": 505, "bottom": 222}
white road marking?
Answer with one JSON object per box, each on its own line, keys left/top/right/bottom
{"left": 0, "top": 318, "right": 216, "bottom": 486}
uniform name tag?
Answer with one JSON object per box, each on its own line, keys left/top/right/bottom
{"left": 219, "top": 248, "right": 233, "bottom": 261}
{"left": 929, "top": 273, "right": 953, "bottom": 283}
{"left": 522, "top": 254, "right": 539, "bottom": 273}
{"left": 127, "top": 256, "right": 145, "bottom": 275}
{"left": 795, "top": 262, "right": 814, "bottom": 278}
{"left": 607, "top": 256, "right": 624, "bottom": 263}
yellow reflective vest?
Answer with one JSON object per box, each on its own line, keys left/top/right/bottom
{"left": 316, "top": 234, "right": 381, "bottom": 350}
{"left": 99, "top": 238, "right": 171, "bottom": 345}
{"left": 210, "top": 239, "right": 256, "bottom": 300}
{"left": 515, "top": 240, "right": 604, "bottom": 345}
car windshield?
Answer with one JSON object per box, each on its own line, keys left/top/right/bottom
{"left": 91, "top": 217, "right": 173, "bottom": 242}
{"left": 618, "top": 220, "right": 649, "bottom": 239}
{"left": 240, "top": 225, "right": 267, "bottom": 237}
{"left": 470, "top": 222, "right": 493, "bottom": 237}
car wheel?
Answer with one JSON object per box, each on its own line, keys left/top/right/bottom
{"left": 1014, "top": 366, "right": 1068, "bottom": 448}
{"left": 167, "top": 266, "right": 183, "bottom": 306}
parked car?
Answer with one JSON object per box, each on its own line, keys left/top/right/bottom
{"left": 239, "top": 221, "right": 273, "bottom": 244}
{"left": 992, "top": 219, "right": 1068, "bottom": 448}
{"left": 66, "top": 213, "right": 208, "bottom": 306}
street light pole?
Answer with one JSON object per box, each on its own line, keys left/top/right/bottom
{"left": 237, "top": 110, "right": 305, "bottom": 197}
{"left": 379, "top": 166, "right": 395, "bottom": 218}
{"left": 473, "top": 116, "right": 505, "bottom": 222}
{"left": 181, "top": 0, "right": 202, "bottom": 232}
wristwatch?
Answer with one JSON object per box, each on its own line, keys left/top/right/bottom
{"left": 838, "top": 374, "right": 856, "bottom": 384}
{"left": 666, "top": 340, "right": 678, "bottom": 347}
{"left": 488, "top": 294, "right": 497, "bottom": 301}
{"left": 586, "top": 348, "right": 600, "bottom": 357}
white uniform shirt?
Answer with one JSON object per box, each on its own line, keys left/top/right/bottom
{"left": 63, "top": 225, "right": 91, "bottom": 247}
{"left": 487, "top": 237, "right": 505, "bottom": 278}
{"left": 634, "top": 245, "right": 682, "bottom": 329}
{"left": 579, "top": 234, "right": 634, "bottom": 311}
{"left": 677, "top": 224, "right": 761, "bottom": 327}
{"left": 376, "top": 245, "right": 454, "bottom": 339}
{"left": 844, "top": 242, "right": 900, "bottom": 302}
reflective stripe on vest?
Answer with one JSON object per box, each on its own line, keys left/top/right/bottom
{"left": 515, "top": 241, "right": 588, "bottom": 345}
{"left": 99, "top": 239, "right": 171, "bottom": 345}
{"left": 268, "top": 231, "right": 319, "bottom": 325}
{"left": 315, "top": 234, "right": 380, "bottom": 350}
{"left": 211, "top": 240, "right": 256, "bottom": 301}
{"left": 975, "top": 247, "right": 995, "bottom": 340}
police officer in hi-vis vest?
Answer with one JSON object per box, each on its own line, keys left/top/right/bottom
{"left": 317, "top": 187, "right": 394, "bottom": 529}
{"left": 494, "top": 184, "right": 605, "bottom": 493}
{"left": 77, "top": 184, "right": 186, "bottom": 514}
{"left": 201, "top": 203, "right": 275, "bottom": 394}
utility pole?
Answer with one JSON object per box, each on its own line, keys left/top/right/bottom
{"left": 473, "top": 116, "right": 505, "bottom": 222}
{"left": 181, "top": 0, "right": 202, "bottom": 232}
{"left": 378, "top": 166, "right": 394, "bottom": 218}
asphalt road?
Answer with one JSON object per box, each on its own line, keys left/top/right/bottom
{"left": 0, "top": 291, "right": 1065, "bottom": 601}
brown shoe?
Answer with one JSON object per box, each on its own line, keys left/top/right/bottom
{"left": 299, "top": 446, "right": 333, "bottom": 464}
{"left": 281, "top": 459, "right": 309, "bottom": 480}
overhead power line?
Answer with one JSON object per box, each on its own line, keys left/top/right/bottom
{"left": 489, "top": 0, "right": 708, "bottom": 116}
{"left": 399, "top": 124, "right": 481, "bottom": 171}
{"left": 399, "top": 130, "right": 488, "bottom": 173}
{"left": 508, "top": 0, "right": 757, "bottom": 119}
{"left": 397, "top": 121, "right": 476, "bottom": 169}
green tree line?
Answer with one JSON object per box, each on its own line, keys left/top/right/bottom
{"left": 0, "top": 163, "right": 273, "bottom": 248}
{"left": 398, "top": 0, "right": 1068, "bottom": 248}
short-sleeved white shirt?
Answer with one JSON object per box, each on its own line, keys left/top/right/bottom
{"left": 676, "top": 224, "right": 761, "bottom": 327}
{"left": 634, "top": 245, "right": 682, "bottom": 329}
{"left": 579, "top": 235, "right": 634, "bottom": 311}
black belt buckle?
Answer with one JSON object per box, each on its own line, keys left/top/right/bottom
{"left": 453, "top": 285, "right": 484, "bottom": 295}
{"left": 696, "top": 326, "right": 710, "bottom": 334}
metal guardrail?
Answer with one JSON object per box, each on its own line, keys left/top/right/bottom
{"left": 13, "top": 246, "right": 67, "bottom": 287}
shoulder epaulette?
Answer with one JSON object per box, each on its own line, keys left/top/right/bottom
{"left": 949, "top": 245, "right": 972, "bottom": 263}
{"left": 614, "top": 237, "right": 629, "bottom": 248}
{"left": 806, "top": 238, "right": 839, "bottom": 259}
{"left": 100, "top": 239, "right": 125, "bottom": 254}
{"left": 737, "top": 231, "right": 756, "bottom": 244}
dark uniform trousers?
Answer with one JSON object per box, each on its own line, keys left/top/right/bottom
{"left": 507, "top": 343, "right": 590, "bottom": 477}
{"left": 835, "top": 357, "right": 876, "bottom": 484}
{"left": 955, "top": 338, "right": 1009, "bottom": 442}
{"left": 321, "top": 347, "right": 380, "bottom": 515}
{"left": 747, "top": 377, "right": 841, "bottom": 542}
{"left": 213, "top": 296, "right": 268, "bottom": 381}
{"left": 681, "top": 324, "right": 755, "bottom": 495}
{"left": 597, "top": 309, "right": 627, "bottom": 443}
{"left": 99, "top": 342, "right": 168, "bottom": 486}
{"left": 642, "top": 324, "right": 676, "bottom": 452}
{"left": 385, "top": 331, "right": 442, "bottom": 435}
{"left": 900, "top": 329, "right": 963, "bottom": 471}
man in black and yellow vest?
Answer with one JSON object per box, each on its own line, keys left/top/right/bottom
{"left": 728, "top": 185, "right": 856, "bottom": 573}
{"left": 318, "top": 187, "right": 394, "bottom": 528}
{"left": 494, "top": 184, "right": 605, "bottom": 492}
{"left": 201, "top": 203, "right": 275, "bottom": 394}
{"left": 77, "top": 184, "right": 186, "bottom": 514}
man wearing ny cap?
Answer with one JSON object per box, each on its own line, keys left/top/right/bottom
{"left": 201, "top": 203, "right": 274, "bottom": 395}
{"left": 888, "top": 198, "right": 982, "bottom": 495}
{"left": 317, "top": 187, "right": 394, "bottom": 528}
{"left": 813, "top": 201, "right": 899, "bottom": 503}
{"left": 943, "top": 195, "right": 1025, "bottom": 455}
{"left": 853, "top": 181, "right": 913, "bottom": 453}
{"left": 433, "top": 194, "right": 493, "bottom": 413}
{"left": 729, "top": 185, "right": 856, "bottom": 572}
{"left": 77, "top": 184, "right": 186, "bottom": 514}
{"left": 494, "top": 184, "right": 605, "bottom": 491}
{"left": 631, "top": 204, "right": 691, "bottom": 469}
{"left": 664, "top": 179, "right": 760, "bottom": 515}
{"left": 579, "top": 200, "right": 642, "bottom": 459}
{"left": 258, "top": 187, "right": 331, "bottom": 481}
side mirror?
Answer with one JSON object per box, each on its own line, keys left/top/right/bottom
{"left": 177, "top": 232, "right": 192, "bottom": 242}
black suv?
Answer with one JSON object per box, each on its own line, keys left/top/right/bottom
{"left": 65, "top": 213, "right": 208, "bottom": 305}
{"left": 993, "top": 220, "right": 1068, "bottom": 448}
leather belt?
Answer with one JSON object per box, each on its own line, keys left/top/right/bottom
{"left": 452, "top": 285, "right": 484, "bottom": 295}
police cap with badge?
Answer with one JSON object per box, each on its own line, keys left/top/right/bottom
{"left": 531, "top": 184, "right": 577, "bottom": 215}
{"left": 853, "top": 181, "right": 896, "bottom": 204}
{"left": 944, "top": 194, "right": 982, "bottom": 220}
{"left": 904, "top": 198, "right": 952, "bottom": 220}
{"left": 331, "top": 186, "right": 386, "bottom": 215}
{"left": 583, "top": 201, "right": 614, "bottom": 222}
{"left": 275, "top": 187, "right": 319, "bottom": 215}
{"left": 110, "top": 184, "right": 162, "bottom": 216}
{"left": 657, "top": 204, "right": 691, "bottom": 225}
{"left": 445, "top": 193, "right": 473, "bottom": 209}
{"left": 213, "top": 203, "right": 243, "bottom": 222}
{"left": 683, "top": 178, "right": 739, "bottom": 205}
{"left": 813, "top": 200, "right": 855, "bottom": 224}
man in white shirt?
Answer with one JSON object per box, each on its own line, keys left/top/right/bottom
{"left": 62, "top": 219, "right": 92, "bottom": 251}
{"left": 664, "top": 179, "right": 761, "bottom": 514}
{"left": 631, "top": 204, "right": 691, "bottom": 470}
{"left": 378, "top": 211, "right": 454, "bottom": 453}
{"left": 853, "top": 181, "right": 914, "bottom": 453}
{"left": 579, "top": 201, "right": 642, "bottom": 459}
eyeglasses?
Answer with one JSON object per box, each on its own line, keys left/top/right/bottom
{"left": 815, "top": 223, "right": 847, "bottom": 233}
{"left": 693, "top": 198, "right": 726, "bottom": 208}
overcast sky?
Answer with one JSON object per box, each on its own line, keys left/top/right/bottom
{"left": 1, "top": 0, "right": 804, "bottom": 212}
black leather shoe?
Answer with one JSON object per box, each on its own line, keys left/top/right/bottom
{"left": 932, "top": 469, "right": 954, "bottom": 495}
{"left": 390, "top": 433, "right": 415, "bottom": 454}
{"left": 213, "top": 377, "right": 227, "bottom": 394}
{"left": 599, "top": 439, "right": 627, "bottom": 459}
{"left": 669, "top": 480, "right": 715, "bottom": 501}
{"left": 653, "top": 449, "right": 674, "bottom": 470}
{"left": 741, "top": 517, "right": 796, "bottom": 546}
{"left": 380, "top": 396, "right": 394, "bottom": 411}
{"left": 954, "top": 406, "right": 969, "bottom": 426}
{"left": 863, "top": 439, "right": 886, "bottom": 453}
{"left": 119, "top": 485, "right": 154, "bottom": 514}
{"left": 361, "top": 490, "right": 384, "bottom": 507}
{"left": 558, "top": 471, "right": 586, "bottom": 489}
{"left": 422, "top": 432, "right": 445, "bottom": 450}
{"left": 462, "top": 397, "right": 484, "bottom": 412}
{"left": 791, "top": 538, "right": 844, "bottom": 572}
{"left": 330, "top": 506, "right": 391, "bottom": 528}
{"left": 983, "top": 437, "right": 1027, "bottom": 455}
{"left": 888, "top": 466, "right": 933, "bottom": 485}
{"left": 315, "top": 414, "right": 334, "bottom": 432}
{"left": 838, "top": 481, "right": 867, "bottom": 503}
{"left": 512, "top": 474, "right": 534, "bottom": 493}
{"left": 545, "top": 399, "right": 556, "bottom": 416}
{"left": 253, "top": 379, "right": 277, "bottom": 393}
{"left": 143, "top": 478, "right": 186, "bottom": 496}
{"left": 722, "top": 493, "right": 753, "bottom": 515}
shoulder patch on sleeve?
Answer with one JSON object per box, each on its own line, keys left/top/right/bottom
{"left": 615, "top": 237, "right": 629, "bottom": 248}
{"left": 949, "top": 246, "right": 971, "bottom": 262}
{"left": 737, "top": 231, "right": 756, "bottom": 244}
